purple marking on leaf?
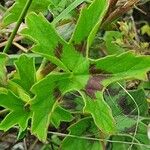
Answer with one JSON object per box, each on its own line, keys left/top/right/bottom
{"left": 73, "top": 41, "right": 87, "bottom": 55}
{"left": 85, "top": 75, "right": 106, "bottom": 98}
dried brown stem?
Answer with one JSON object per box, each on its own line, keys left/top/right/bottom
{"left": 0, "top": 36, "right": 23, "bottom": 48}
{"left": 102, "top": 0, "right": 139, "bottom": 28}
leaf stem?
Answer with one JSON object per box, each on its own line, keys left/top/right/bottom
{"left": 3, "top": 0, "right": 33, "bottom": 53}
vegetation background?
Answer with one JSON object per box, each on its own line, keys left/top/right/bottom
{"left": 0, "top": 0, "right": 150, "bottom": 149}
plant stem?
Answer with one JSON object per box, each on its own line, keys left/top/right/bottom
{"left": 3, "top": 0, "right": 33, "bottom": 53}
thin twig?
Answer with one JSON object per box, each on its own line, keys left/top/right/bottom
{"left": 23, "top": 138, "right": 28, "bottom": 150}
{"left": 13, "top": 42, "right": 28, "bottom": 52}
{"left": 28, "top": 138, "right": 38, "bottom": 150}
{"left": 0, "top": 36, "right": 23, "bottom": 48}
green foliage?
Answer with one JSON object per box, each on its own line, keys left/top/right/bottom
{"left": 0, "top": 90, "right": 31, "bottom": 132}
{"left": 104, "top": 31, "right": 125, "bottom": 55}
{"left": 0, "top": 0, "right": 150, "bottom": 149}
{"left": 70, "top": 0, "right": 108, "bottom": 45}
{"left": 61, "top": 117, "right": 103, "bottom": 150}
{"left": 81, "top": 92, "right": 116, "bottom": 134}
{"left": 94, "top": 52, "right": 150, "bottom": 85}
{"left": 2, "top": 0, "right": 51, "bottom": 26}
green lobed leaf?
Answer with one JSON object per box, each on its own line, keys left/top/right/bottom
{"left": 0, "top": 53, "right": 7, "bottom": 86}
{"left": 0, "top": 90, "right": 31, "bottom": 131}
{"left": 80, "top": 91, "right": 116, "bottom": 134}
{"left": 70, "top": 0, "right": 108, "bottom": 45}
{"left": 21, "top": 13, "right": 69, "bottom": 71}
{"left": 61, "top": 117, "right": 103, "bottom": 150}
{"left": 21, "top": 11, "right": 90, "bottom": 91}
{"left": 30, "top": 73, "right": 69, "bottom": 141}
{"left": 12, "top": 55, "right": 36, "bottom": 93}
{"left": 2, "top": 0, "right": 51, "bottom": 26}
{"left": 93, "top": 52, "right": 150, "bottom": 86}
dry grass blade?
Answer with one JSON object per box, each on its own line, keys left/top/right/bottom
{"left": 102, "top": 0, "right": 139, "bottom": 28}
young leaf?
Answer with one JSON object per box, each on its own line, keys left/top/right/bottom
{"left": 0, "top": 90, "right": 31, "bottom": 131}
{"left": 0, "top": 53, "right": 7, "bottom": 86}
{"left": 61, "top": 117, "right": 103, "bottom": 150}
{"left": 2, "top": 0, "right": 51, "bottom": 26}
{"left": 80, "top": 91, "right": 116, "bottom": 134}
{"left": 13, "top": 55, "right": 36, "bottom": 93}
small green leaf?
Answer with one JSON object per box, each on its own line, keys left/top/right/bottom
{"left": 13, "top": 55, "right": 36, "bottom": 93}
{"left": 0, "top": 90, "right": 31, "bottom": 131}
{"left": 80, "top": 91, "right": 116, "bottom": 134}
{"left": 2, "top": 0, "right": 51, "bottom": 26}
{"left": 104, "top": 31, "right": 125, "bottom": 55}
{"left": 0, "top": 53, "right": 7, "bottom": 86}
{"left": 61, "top": 117, "right": 103, "bottom": 150}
